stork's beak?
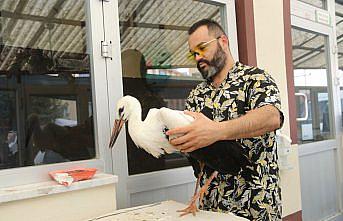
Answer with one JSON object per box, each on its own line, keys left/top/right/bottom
{"left": 109, "top": 116, "right": 126, "bottom": 148}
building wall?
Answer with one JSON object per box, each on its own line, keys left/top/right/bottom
{"left": 0, "top": 184, "right": 116, "bottom": 221}
{"left": 252, "top": 0, "right": 302, "bottom": 217}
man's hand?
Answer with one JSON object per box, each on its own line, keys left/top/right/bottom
{"left": 166, "top": 111, "right": 222, "bottom": 153}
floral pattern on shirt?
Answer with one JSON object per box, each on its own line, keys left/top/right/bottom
{"left": 186, "top": 62, "right": 283, "bottom": 221}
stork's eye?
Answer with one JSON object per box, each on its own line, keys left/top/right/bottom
{"left": 119, "top": 107, "right": 124, "bottom": 116}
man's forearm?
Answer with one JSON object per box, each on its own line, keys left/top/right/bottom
{"left": 218, "top": 105, "right": 281, "bottom": 140}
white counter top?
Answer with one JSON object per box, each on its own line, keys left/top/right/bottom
{"left": 88, "top": 200, "right": 248, "bottom": 221}
{"left": 0, "top": 173, "right": 118, "bottom": 204}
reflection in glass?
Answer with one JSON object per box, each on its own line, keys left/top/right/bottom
{"left": 0, "top": 0, "right": 95, "bottom": 169}
{"left": 292, "top": 27, "right": 333, "bottom": 144}
{"left": 299, "top": 0, "right": 326, "bottom": 9}
{"left": 118, "top": 0, "right": 224, "bottom": 174}
{"left": 0, "top": 90, "right": 17, "bottom": 168}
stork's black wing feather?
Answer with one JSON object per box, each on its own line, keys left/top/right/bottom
{"left": 184, "top": 108, "right": 251, "bottom": 176}
{"left": 189, "top": 140, "right": 251, "bottom": 175}
{"left": 186, "top": 154, "right": 203, "bottom": 177}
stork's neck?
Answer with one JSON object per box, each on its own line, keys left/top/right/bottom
{"left": 128, "top": 105, "right": 142, "bottom": 123}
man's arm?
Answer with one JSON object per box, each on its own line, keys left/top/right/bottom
{"left": 219, "top": 105, "right": 281, "bottom": 140}
{"left": 167, "top": 105, "right": 281, "bottom": 153}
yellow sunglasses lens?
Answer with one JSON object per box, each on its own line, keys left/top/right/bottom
{"left": 187, "top": 52, "right": 195, "bottom": 60}
{"left": 187, "top": 48, "right": 206, "bottom": 60}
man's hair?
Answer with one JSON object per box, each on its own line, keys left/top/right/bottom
{"left": 188, "top": 19, "right": 226, "bottom": 37}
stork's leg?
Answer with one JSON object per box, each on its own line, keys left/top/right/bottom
{"left": 198, "top": 170, "right": 218, "bottom": 208}
{"left": 177, "top": 162, "right": 205, "bottom": 216}
{"left": 178, "top": 170, "right": 218, "bottom": 216}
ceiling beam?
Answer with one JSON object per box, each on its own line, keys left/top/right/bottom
{"left": 27, "top": 0, "right": 66, "bottom": 48}
{"left": 293, "top": 13, "right": 343, "bottom": 66}
{"left": 119, "top": 21, "right": 189, "bottom": 31}
{"left": 0, "top": 10, "right": 85, "bottom": 27}
{"left": 0, "top": 0, "right": 31, "bottom": 70}
{"left": 0, "top": 0, "right": 29, "bottom": 55}
{"left": 2, "top": 0, "right": 30, "bottom": 33}
{"left": 120, "top": 0, "right": 150, "bottom": 37}
{"left": 293, "top": 32, "right": 343, "bottom": 64}
{"left": 293, "top": 45, "right": 324, "bottom": 52}
{"left": 155, "top": 8, "right": 220, "bottom": 66}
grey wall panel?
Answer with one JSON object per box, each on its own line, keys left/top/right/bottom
{"left": 299, "top": 149, "right": 339, "bottom": 221}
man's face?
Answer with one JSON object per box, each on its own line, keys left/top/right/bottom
{"left": 188, "top": 26, "right": 227, "bottom": 80}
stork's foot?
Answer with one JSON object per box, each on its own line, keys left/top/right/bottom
{"left": 177, "top": 171, "right": 218, "bottom": 217}
{"left": 177, "top": 197, "right": 199, "bottom": 216}
{"left": 177, "top": 181, "right": 210, "bottom": 217}
{"left": 177, "top": 174, "right": 213, "bottom": 216}
{"left": 177, "top": 161, "right": 205, "bottom": 217}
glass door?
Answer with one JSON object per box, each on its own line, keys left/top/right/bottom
{"left": 118, "top": 0, "right": 227, "bottom": 176}
{"left": 291, "top": 1, "right": 343, "bottom": 220}
{"left": 103, "top": 0, "right": 238, "bottom": 208}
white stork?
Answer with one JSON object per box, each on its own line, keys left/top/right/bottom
{"left": 108, "top": 95, "right": 216, "bottom": 216}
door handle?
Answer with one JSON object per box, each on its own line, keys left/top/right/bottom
{"left": 295, "top": 92, "right": 308, "bottom": 121}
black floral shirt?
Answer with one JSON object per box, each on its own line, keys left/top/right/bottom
{"left": 186, "top": 62, "right": 283, "bottom": 221}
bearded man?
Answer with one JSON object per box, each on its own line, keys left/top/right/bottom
{"left": 167, "top": 19, "right": 284, "bottom": 221}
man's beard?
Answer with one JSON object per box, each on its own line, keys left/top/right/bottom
{"left": 197, "top": 43, "right": 227, "bottom": 80}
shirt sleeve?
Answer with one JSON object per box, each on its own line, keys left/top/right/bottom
{"left": 247, "top": 71, "right": 284, "bottom": 128}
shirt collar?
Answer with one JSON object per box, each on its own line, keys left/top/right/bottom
{"left": 206, "top": 61, "right": 241, "bottom": 88}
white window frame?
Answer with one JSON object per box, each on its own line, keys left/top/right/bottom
{"left": 103, "top": 0, "right": 239, "bottom": 208}
{"left": 0, "top": 0, "right": 112, "bottom": 189}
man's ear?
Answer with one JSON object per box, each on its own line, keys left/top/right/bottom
{"left": 220, "top": 35, "right": 229, "bottom": 48}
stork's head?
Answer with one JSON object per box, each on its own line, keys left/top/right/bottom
{"left": 109, "top": 96, "right": 141, "bottom": 148}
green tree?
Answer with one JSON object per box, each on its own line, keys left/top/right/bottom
{"left": 29, "top": 96, "right": 68, "bottom": 125}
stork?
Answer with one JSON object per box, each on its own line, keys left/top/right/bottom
{"left": 109, "top": 95, "right": 251, "bottom": 216}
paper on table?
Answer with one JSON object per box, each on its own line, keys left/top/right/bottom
{"left": 88, "top": 200, "right": 248, "bottom": 221}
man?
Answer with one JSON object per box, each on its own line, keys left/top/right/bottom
{"left": 166, "top": 19, "right": 283, "bottom": 220}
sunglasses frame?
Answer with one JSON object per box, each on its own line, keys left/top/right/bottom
{"left": 187, "top": 36, "right": 222, "bottom": 60}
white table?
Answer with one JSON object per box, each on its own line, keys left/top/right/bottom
{"left": 88, "top": 200, "right": 248, "bottom": 221}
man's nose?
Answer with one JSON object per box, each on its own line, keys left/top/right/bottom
{"left": 194, "top": 53, "right": 203, "bottom": 62}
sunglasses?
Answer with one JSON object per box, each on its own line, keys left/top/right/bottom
{"left": 187, "top": 36, "right": 221, "bottom": 61}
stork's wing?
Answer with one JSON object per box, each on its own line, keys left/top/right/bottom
{"left": 131, "top": 108, "right": 176, "bottom": 158}
{"left": 143, "top": 108, "right": 161, "bottom": 125}
{"left": 159, "top": 107, "right": 194, "bottom": 131}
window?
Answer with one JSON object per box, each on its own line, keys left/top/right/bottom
{"left": 291, "top": 27, "right": 334, "bottom": 144}
{"left": 118, "top": 0, "right": 225, "bottom": 174}
{"left": 0, "top": 0, "right": 95, "bottom": 169}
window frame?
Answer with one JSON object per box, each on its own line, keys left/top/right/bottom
{"left": 0, "top": 0, "right": 112, "bottom": 189}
